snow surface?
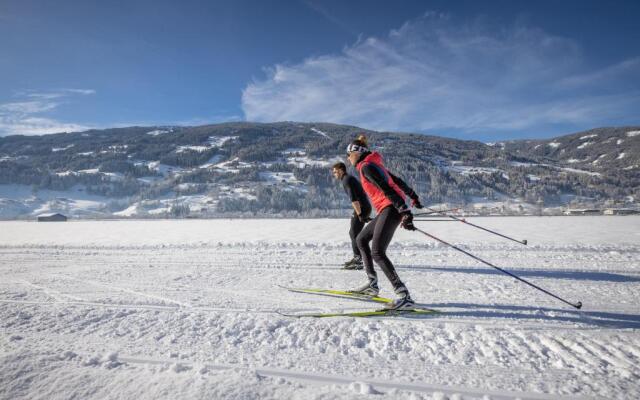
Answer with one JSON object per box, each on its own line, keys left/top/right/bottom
{"left": 310, "top": 127, "right": 331, "bottom": 139}
{"left": 208, "top": 135, "right": 238, "bottom": 147}
{"left": 592, "top": 154, "right": 607, "bottom": 165}
{"left": 527, "top": 174, "right": 541, "bottom": 181}
{"left": 175, "top": 136, "right": 237, "bottom": 154}
{"left": 176, "top": 145, "right": 211, "bottom": 153}
{"left": 52, "top": 144, "right": 75, "bottom": 152}
{"left": 259, "top": 171, "right": 303, "bottom": 185}
{"left": 509, "top": 161, "right": 538, "bottom": 167}
{"left": 199, "top": 154, "right": 225, "bottom": 168}
{"left": 559, "top": 167, "right": 601, "bottom": 177}
{"left": 626, "top": 131, "right": 640, "bottom": 138}
{"left": 446, "top": 163, "right": 502, "bottom": 176}
{"left": 0, "top": 184, "right": 109, "bottom": 218}
{"left": 212, "top": 157, "right": 253, "bottom": 174}
{"left": 1, "top": 217, "right": 639, "bottom": 399}
{"left": 576, "top": 141, "right": 593, "bottom": 149}
{"left": 145, "top": 161, "right": 183, "bottom": 177}
{"left": 146, "top": 129, "right": 171, "bottom": 136}
{"left": 286, "top": 155, "right": 343, "bottom": 169}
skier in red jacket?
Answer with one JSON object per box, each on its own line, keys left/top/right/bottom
{"left": 346, "top": 135, "right": 423, "bottom": 310}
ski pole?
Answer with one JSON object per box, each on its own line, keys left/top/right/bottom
{"left": 413, "top": 219, "right": 458, "bottom": 222}
{"left": 414, "top": 227, "right": 583, "bottom": 309}
{"left": 424, "top": 207, "right": 528, "bottom": 246}
{"left": 413, "top": 208, "right": 459, "bottom": 217}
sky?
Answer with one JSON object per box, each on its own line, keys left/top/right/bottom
{"left": 1, "top": 0, "right": 639, "bottom": 141}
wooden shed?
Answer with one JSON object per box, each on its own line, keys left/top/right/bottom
{"left": 37, "top": 213, "right": 68, "bottom": 222}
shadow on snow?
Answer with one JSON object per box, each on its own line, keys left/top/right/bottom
{"left": 408, "top": 301, "right": 640, "bottom": 329}
{"left": 398, "top": 265, "right": 640, "bottom": 283}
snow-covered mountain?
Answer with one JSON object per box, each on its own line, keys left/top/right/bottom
{"left": 0, "top": 122, "right": 638, "bottom": 219}
{"left": 500, "top": 127, "right": 640, "bottom": 173}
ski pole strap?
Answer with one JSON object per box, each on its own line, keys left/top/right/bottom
{"left": 414, "top": 228, "right": 582, "bottom": 309}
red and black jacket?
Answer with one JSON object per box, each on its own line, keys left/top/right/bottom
{"left": 355, "top": 152, "right": 418, "bottom": 214}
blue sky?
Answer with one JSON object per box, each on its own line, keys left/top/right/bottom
{"left": 1, "top": 0, "right": 639, "bottom": 141}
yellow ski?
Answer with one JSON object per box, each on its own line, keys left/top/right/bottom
{"left": 280, "top": 286, "right": 392, "bottom": 303}
{"left": 278, "top": 308, "right": 440, "bottom": 318}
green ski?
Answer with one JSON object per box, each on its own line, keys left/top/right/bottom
{"left": 279, "top": 286, "right": 393, "bottom": 304}
{"left": 278, "top": 308, "right": 440, "bottom": 318}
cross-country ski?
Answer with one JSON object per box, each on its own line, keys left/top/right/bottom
{"left": 279, "top": 286, "right": 393, "bottom": 303}
{"left": 278, "top": 308, "right": 440, "bottom": 318}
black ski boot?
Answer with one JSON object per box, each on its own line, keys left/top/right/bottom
{"left": 349, "top": 278, "right": 380, "bottom": 296}
{"left": 343, "top": 255, "right": 363, "bottom": 270}
{"left": 384, "top": 286, "right": 415, "bottom": 310}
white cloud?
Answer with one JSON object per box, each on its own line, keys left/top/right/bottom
{"left": 242, "top": 13, "right": 640, "bottom": 135}
{"left": 0, "top": 89, "right": 95, "bottom": 136}
{"left": 0, "top": 101, "right": 58, "bottom": 113}
{"left": 0, "top": 117, "right": 91, "bottom": 136}
{"left": 60, "top": 88, "right": 96, "bottom": 95}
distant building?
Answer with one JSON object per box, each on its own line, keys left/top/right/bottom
{"left": 37, "top": 213, "right": 68, "bottom": 222}
{"left": 603, "top": 208, "right": 639, "bottom": 215}
{"left": 563, "top": 209, "right": 601, "bottom": 216}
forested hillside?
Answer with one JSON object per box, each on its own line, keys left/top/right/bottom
{"left": 0, "top": 122, "right": 638, "bottom": 218}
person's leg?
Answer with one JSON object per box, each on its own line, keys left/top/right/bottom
{"left": 353, "top": 215, "right": 379, "bottom": 292}
{"left": 370, "top": 207, "right": 408, "bottom": 295}
{"left": 349, "top": 214, "right": 364, "bottom": 257}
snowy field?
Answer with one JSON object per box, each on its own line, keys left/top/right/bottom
{"left": 1, "top": 216, "right": 639, "bottom": 399}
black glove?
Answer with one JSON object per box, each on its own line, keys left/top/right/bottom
{"left": 411, "top": 197, "right": 423, "bottom": 209}
{"left": 400, "top": 211, "right": 416, "bottom": 231}
{"left": 358, "top": 214, "right": 372, "bottom": 223}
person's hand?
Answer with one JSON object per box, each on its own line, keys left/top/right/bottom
{"left": 400, "top": 211, "right": 416, "bottom": 231}
{"left": 411, "top": 198, "right": 423, "bottom": 209}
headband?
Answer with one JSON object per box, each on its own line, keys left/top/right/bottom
{"left": 346, "top": 143, "right": 368, "bottom": 154}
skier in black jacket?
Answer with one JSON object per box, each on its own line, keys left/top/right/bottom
{"left": 332, "top": 161, "right": 372, "bottom": 270}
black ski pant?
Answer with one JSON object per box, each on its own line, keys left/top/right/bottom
{"left": 349, "top": 213, "right": 365, "bottom": 257}
{"left": 355, "top": 206, "right": 407, "bottom": 293}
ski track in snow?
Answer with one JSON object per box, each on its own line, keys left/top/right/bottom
{"left": 1, "top": 218, "right": 639, "bottom": 399}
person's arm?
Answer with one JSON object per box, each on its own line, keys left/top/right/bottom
{"left": 388, "top": 172, "right": 417, "bottom": 199}
{"left": 388, "top": 172, "right": 422, "bottom": 208}
{"left": 352, "top": 201, "right": 362, "bottom": 216}
{"left": 360, "top": 163, "right": 407, "bottom": 211}
{"left": 344, "top": 176, "right": 364, "bottom": 217}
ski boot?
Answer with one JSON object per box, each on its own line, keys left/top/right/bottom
{"left": 349, "top": 278, "right": 380, "bottom": 296}
{"left": 384, "top": 286, "right": 415, "bottom": 310}
{"left": 342, "top": 256, "right": 358, "bottom": 268}
{"left": 343, "top": 255, "right": 363, "bottom": 270}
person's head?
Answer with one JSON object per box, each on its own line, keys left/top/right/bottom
{"left": 332, "top": 162, "right": 347, "bottom": 179}
{"left": 346, "top": 134, "right": 369, "bottom": 166}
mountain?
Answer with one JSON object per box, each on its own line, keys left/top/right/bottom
{"left": 0, "top": 122, "right": 638, "bottom": 219}
{"left": 501, "top": 127, "right": 640, "bottom": 173}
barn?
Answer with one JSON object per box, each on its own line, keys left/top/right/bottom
{"left": 37, "top": 213, "right": 68, "bottom": 222}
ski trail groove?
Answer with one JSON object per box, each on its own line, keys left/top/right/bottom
{"left": 56, "top": 275, "right": 193, "bottom": 308}
{"left": 0, "top": 299, "right": 275, "bottom": 315}
{"left": 114, "top": 355, "right": 591, "bottom": 400}
{"left": 17, "top": 279, "right": 87, "bottom": 302}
